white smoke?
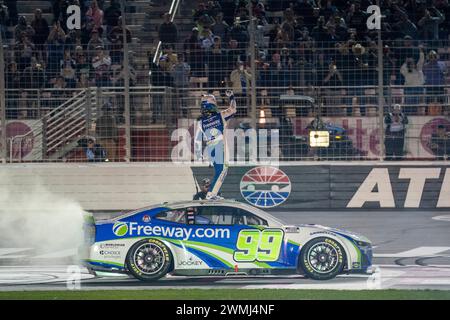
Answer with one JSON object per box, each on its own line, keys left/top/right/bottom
{"left": 0, "top": 174, "right": 85, "bottom": 258}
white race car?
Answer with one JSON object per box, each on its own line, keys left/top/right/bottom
{"left": 82, "top": 200, "right": 373, "bottom": 281}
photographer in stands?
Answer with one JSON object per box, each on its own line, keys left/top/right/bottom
{"left": 384, "top": 104, "right": 409, "bottom": 161}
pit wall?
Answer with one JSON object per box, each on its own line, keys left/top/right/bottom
{"left": 0, "top": 162, "right": 449, "bottom": 211}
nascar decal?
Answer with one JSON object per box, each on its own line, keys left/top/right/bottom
{"left": 240, "top": 166, "right": 291, "bottom": 208}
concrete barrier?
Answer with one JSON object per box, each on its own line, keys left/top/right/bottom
{"left": 1, "top": 162, "right": 449, "bottom": 211}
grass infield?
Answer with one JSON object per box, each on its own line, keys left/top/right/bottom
{"left": 0, "top": 289, "right": 449, "bottom": 300}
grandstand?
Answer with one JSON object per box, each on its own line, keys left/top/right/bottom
{"left": 1, "top": 0, "right": 450, "bottom": 162}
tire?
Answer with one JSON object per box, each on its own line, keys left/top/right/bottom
{"left": 299, "top": 237, "right": 345, "bottom": 281}
{"left": 126, "top": 238, "right": 172, "bottom": 281}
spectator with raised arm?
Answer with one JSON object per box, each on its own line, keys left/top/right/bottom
{"left": 400, "top": 45, "right": 425, "bottom": 113}
{"left": 86, "top": 0, "right": 104, "bottom": 32}
{"left": 230, "top": 61, "right": 251, "bottom": 96}
{"left": 47, "top": 21, "right": 66, "bottom": 76}
{"left": 418, "top": 6, "right": 445, "bottom": 41}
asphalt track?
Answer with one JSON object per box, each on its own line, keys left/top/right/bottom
{"left": 0, "top": 210, "right": 449, "bottom": 291}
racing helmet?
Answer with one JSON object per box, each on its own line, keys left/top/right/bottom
{"left": 201, "top": 94, "right": 219, "bottom": 116}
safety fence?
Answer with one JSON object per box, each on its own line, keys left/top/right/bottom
{"left": 2, "top": 84, "right": 450, "bottom": 163}
{"left": 1, "top": 15, "right": 450, "bottom": 162}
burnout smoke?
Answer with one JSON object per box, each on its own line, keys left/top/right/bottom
{"left": 0, "top": 174, "right": 85, "bottom": 257}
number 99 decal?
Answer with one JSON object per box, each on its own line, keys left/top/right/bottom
{"left": 233, "top": 229, "right": 284, "bottom": 262}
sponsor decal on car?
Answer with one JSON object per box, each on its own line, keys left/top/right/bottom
{"left": 99, "top": 243, "right": 125, "bottom": 249}
{"left": 178, "top": 257, "right": 204, "bottom": 266}
{"left": 240, "top": 166, "right": 291, "bottom": 208}
{"left": 112, "top": 222, "right": 231, "bottom": 240}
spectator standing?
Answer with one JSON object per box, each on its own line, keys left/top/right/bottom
{"left": 0, "top": 1, "right": 8, "bottom": 40}
{"left": 52, "top": 0, "right": 69, "bottom": 26}
{"left": 14, "top": 15, "right": 35, "bottom": 41}
{"left": 5, "top": 0, "right": 17, "bottom": 26}
{"left": 15, "top": 33, "right": 35, "bottom": 72}
{"left": 159, "top": 45, "right": 178, "bottom": 72}
{"left": 85, "top": 138, "right": 106, "bottom": 162}
{"left": 60, "top": 49, "right": 77, "bottom": 88}
{"left": 230, "top": 61, "right": 251, "bottom": 112}
{"left": 183, "top": 27, "right": 203, "bottom": 76}
{"left": 92, "top": 46, "right": 112, "bottom": 87}
{"left": 104, "top": 0, "right": 121, "bottom": 35}
{"left": 207, "top": 36, "right": 225, "bottom": 88}
{"left": 392, "top": 13, "right": 418, "bottom": 39}
{"left": 86, "top": 0, "right": 104, "bottom": 32}
{"left": 74, "top": 46, "right": 91, "bottom": 79}
{"left": 107, "top": 16, "right": 132, "bottom": 64}
{"left": 46, "top": 21, "right": 66, "bottom": 76}
{"left": 423, "top": 50, "right": 447, "bottom": 103}
{"left": 96, "top": 102, "right": 119, "bottom": 161}
{"left": 400, "top": 45, "right": 425, "bottom": 113}
{"left": 171, "top": 53, "right": 190, "bottom": 111}
{"left": 211, "top": 12, "right": 229, "bottom": 42}
{"left": 418, "top": 6, "right": 445, "bottom": 41}
{"left": 430, "top": 124, "right": 450, "bottom": 160}
{"left": 31, "top": 9, "right": 49, "bottom": 55}
{"left": 158, "top": 12, "right": 178, "bottom": 46}
{"left": 384, "top": 104, "right": 408, "bottom": 160}
{"left": 87, "top": 29, "right": 104, "bottom": 59}
{"left": 172, "top": 52, "right": 191, "bottom": 88}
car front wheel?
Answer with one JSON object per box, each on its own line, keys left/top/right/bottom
{"left": 126, "top": 238, "right": 172, "bottom": 281}
{"left": 299, "top": 237, "right": 345, "bottom": 280}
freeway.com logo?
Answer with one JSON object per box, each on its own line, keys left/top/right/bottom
{"left": 112, "top": 222, "right": 230, "bottom": 240}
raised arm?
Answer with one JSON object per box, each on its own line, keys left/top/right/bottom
{"left": 221, "top": 90, "right": 237, "bottom": 121}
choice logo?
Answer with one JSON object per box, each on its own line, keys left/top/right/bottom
{"left": 240, "top": 166, "right": 291, "bottom": 208}
{"left": 112, "top": 222, "right": 128, "bottom": 237}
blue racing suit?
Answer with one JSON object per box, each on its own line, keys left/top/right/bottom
{"left": 195, "top": 98, "right": 236, "bottom": 197}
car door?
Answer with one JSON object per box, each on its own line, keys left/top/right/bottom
{"left": 194, "top": 205, "right": 289, "bottom": 269}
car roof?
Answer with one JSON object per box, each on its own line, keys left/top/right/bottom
{"left": 113, "top": 199, "right": 285, "bottom": 226}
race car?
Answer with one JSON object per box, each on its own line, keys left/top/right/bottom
{"left": 81, "top": 200, "right": 372, "bottom": 281}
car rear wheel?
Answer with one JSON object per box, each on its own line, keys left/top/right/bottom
{"left": 299, "top": 237, "right": 345, "bottom": 280}
{"left": 126, "top": 238, "right": 172, "bottom": 281}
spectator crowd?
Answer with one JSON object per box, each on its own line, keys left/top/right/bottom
{"left": 3, "top": 0, "right": 135, "bottom": 119}
{"left": 152, "top": 0, "right": 450, "bottom": 116}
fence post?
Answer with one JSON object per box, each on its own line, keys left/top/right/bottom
{"left": 0, "top": 35, "right": 6, "bottom": 163}
{"left": 377, "top": 1, "right": 385, "bottom": 162}
{"left": 248, "top": 1, "right": 257, "bottom": 131}
{"left": 121, "top": 0, "right": 131, "bottom": 162}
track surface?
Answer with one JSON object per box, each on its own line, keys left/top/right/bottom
{"left": 0, "top": 211, "right": 449, "bottom": 291}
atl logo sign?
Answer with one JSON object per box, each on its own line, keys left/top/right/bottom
{"left": 240, "top": 166, "right": 291, "bottom": 208}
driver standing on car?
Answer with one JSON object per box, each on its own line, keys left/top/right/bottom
{"left": 195, "top": 90, "right": 237, "bottom": 200}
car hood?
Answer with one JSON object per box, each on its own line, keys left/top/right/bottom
{"left": 294, "top": 223, "right": 371, "bottom": 244}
